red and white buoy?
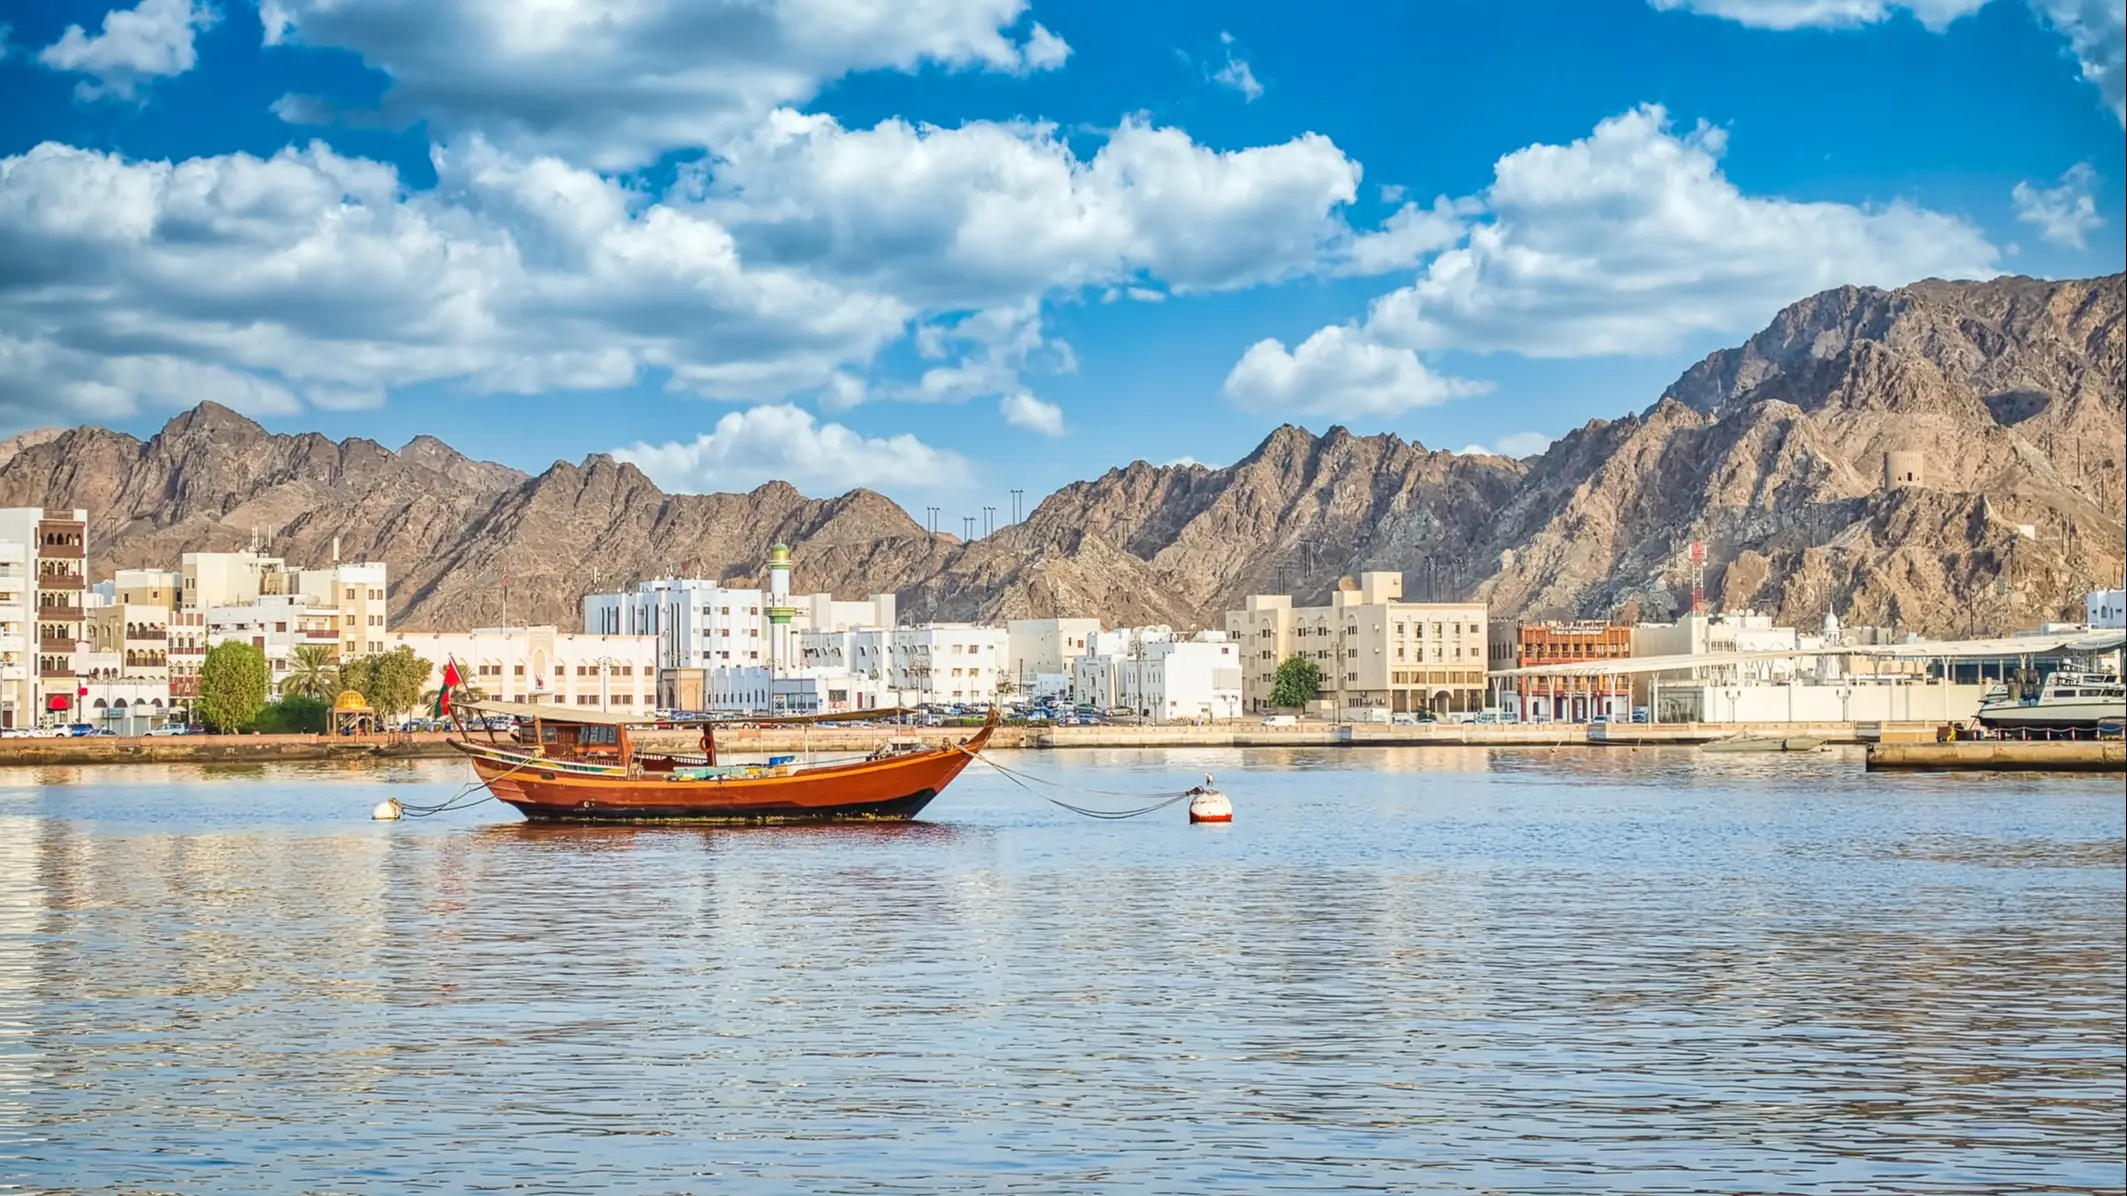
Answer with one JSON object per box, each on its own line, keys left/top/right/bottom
{"left": 1187, "top": 775, "right": 1231, "bottom": 824}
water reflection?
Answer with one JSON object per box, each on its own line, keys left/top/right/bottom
{"left": 0, "top": 751, "right": 2120, "bottom": 1193}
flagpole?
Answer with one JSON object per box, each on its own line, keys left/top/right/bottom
{"left": 444, "top": 654, "right": 468, "bottom": 738}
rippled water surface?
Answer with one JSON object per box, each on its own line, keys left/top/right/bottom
{"left": 1, "top": 747, "right": 2122, "bottom": 1193}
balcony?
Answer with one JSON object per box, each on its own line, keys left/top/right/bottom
{"left": 36, "top": 573, "right": 85, "bottom": 592}
{"left": 39, "top": 636, "right": 78, "bottom": 654}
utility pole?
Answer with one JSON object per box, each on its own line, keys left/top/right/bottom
{"left": 1011, "top": 490, "right": 1024, "bottom": 524}
{"left": 925, "top": 506, "right": 939, "bottom": 536}
{"left": 984, "top": 506, "right": 996, "bottom": 537}
{"left": 963, "top": 515, "right": 976, "bottom": 541}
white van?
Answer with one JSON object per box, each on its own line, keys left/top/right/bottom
{"left": 1261, "top": 714, "right": 1299, "bottom": 727}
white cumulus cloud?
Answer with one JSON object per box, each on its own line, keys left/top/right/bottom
{"left": 2030, "top": 0, "right": 2125, "bottom": 124}
{"left": 259, "top": 0, "right": 1072, "bottom": 168}
{"left": 2012, "top": 162, "right": 2104, "bottom": 248}
{"left": 999, "top": 391, "right": 1065, "bottom": 436}
{"left": 1223, "top": 324, "right": 1492, "bottom": 417}
{"left": 1652, "top": 0, "right": 2124, "bottom": 124}
{"left": 1647, "top": 0, "right": 1987, "bottom": 29}
{"left": 612, "top": 405, "right": 972, "bottom": 495}
{"left": 1353, "top": 105, "right": 1997, "bottom": 358}
{"left": 38, "top": 0, "right": 218, "bottom": 100}
{"left": 0, "top": 138, "right": 910, "bottom": 427}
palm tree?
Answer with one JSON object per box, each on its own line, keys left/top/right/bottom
{"left": 280, "top": 644, "right": 341, "bottom": 700}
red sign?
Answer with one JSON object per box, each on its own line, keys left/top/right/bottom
{"left": 47, "top": 694, "right": 70, "bottom": 711}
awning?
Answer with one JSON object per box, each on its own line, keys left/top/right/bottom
{"left": 1488, "top": 630, "right": 2126, "bottom": 679}
{"left": 459, "top": 700, "right": 917, "bottom": 727}
{"left": 461, "top": 699, "right": 649, "bottom": 726}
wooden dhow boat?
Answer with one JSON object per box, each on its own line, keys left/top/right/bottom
{"left": 449, "top": 700, "right": 996, "bottom": 823}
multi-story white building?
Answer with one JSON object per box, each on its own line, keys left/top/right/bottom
{"left": 585, "top": 580, "right": 771, "bottom": 672}
{"left": 584, "top": 577, "right": 895, "bottom": 674}
{"left": 0, "top": 507, "right": 90, "bottom": 728}
{"left": 380, "top": 626, "right": 658, "bottom": 711}
{"left": 72, "top": 646, "right": 172, "bottom": 735}
{"left": 888, "top": 624, "right": 1008, "bottom": 706}
{"left": 1006, "top": 618, "right": 1101, "bottom": 696}
{"left": 207, "top": 595, "right": 342, "bottom": 687}
{"left": 1072, "top": 631, "right": 1242, "bottom": 721}
{"left": 0, "top": 540, "right": 27, "bottom": 730}
{"left": 1226, "top": 573, "right": 1488, "bottom": 715}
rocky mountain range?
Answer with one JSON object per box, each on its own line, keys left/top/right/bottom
{"left": 2, "top": 272, "right": 2120, "bottom": 637}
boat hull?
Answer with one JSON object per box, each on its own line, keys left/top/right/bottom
{"left": 452, "top": 727, "right": 988, "bottom": 824}
{"left": 510, "top": 786, "right": 941, "bottom": 824}
{"left": 1977, "top": 697, "right": 2127, "bottom": 732}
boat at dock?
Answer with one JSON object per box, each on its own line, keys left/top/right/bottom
{"left": 449, "top": 701, "right": 996, "bottom": 823}
{"left": 1976, "top": 670, "right": 2126, "bottom": 734}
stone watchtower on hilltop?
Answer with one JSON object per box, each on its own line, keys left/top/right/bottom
{"left": 1883, "top": 450, "right": 1925, "bottom": 491}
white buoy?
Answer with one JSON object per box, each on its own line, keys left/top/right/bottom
{"left": 1187, "top": 774, "right": 1232, "bottom": 824}
{"left": 371, "top": 799, "right": 403, "bottom": 821}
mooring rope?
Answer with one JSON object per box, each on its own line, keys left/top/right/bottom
{"left": 392, "top": 752, "right": 538, "bottom": 818}
{"left": 962, "top": 748, "right": 1202, "bottom": 820}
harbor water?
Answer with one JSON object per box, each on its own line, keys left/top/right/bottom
{"left": 2, "top": 747, "right": 2122, "bottom": 1193}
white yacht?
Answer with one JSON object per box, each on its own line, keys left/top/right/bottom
{"left": 1976, "top": 670, "right": 2126, "bottom": 732}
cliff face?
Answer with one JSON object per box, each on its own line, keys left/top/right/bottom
{"left": 1, "top": 273, "right": 2118, "bottom": 636}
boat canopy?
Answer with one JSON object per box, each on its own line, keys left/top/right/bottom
{"left": 457, "top": 700, "right": 921, "bottom": 727}
{"left": 461, "top": 700, "right": 652, "bottom": 726}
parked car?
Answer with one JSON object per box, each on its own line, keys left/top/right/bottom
{"left": 1261, "top": 714, "right": 1298, "bottom": 727}
{"left": 63, "top": 723, "right": 97, "bottom": 738}
{"left": 143, "top": 723, "right": 193, "bottom": 737}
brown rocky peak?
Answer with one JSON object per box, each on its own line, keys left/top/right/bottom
{"left": 157, "top": 401, "right": 269, "bottom": 443}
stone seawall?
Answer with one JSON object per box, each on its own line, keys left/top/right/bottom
{"left": 1, "top": 720, "right": 2024, "bottom": 767}
{"left": 1866, "top": 741, "right": 2125, "bottom": 772}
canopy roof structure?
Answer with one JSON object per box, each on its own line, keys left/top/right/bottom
{"left": 458, "top": 700, "right": 913, "bottom": 727}
{"left": 1486, "top": 630, "right": 2125, "bottom": 680}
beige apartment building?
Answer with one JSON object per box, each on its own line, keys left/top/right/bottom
{"left": 1227, "top": 572, "right": 1488, "bottom": 715}
{"left": 181, "top": 551, "right": 388, "bottom": 659}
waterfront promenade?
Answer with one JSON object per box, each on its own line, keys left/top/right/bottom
{"left": 0, "top": 717, "right": 2033, "bottom": 765}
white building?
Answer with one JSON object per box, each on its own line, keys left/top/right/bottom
{"left": 380, "top": 626, "right": 658, "bottom": 711}
{"left": 0, "top": 540, "right": 27, "bottom": 730}
{"left": 184, "top": 551, "right": 390, "bottom": 660}
{"left": 1007, "top": 618, "right": 1102, "bottom": 696}
{"left": 888, "top": 624, "right": 1008, "bottom": 706}
{"left": 2089, "top": 589, "right": 2126, "bottom": 631}
{"left": 71, "top": 647, "right": 172, "bottom": 735}
{"left": 0, "top": 507, "right": 89, "bottom": 729}
{"left": 1071, "top": 630, "right": 1242, "bottom": 721}
{"left": 206, "top": 594, "right": 342, "bottom": 687}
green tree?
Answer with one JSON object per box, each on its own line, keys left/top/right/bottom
{"left": 1270, "top": 654, "right": 1324, "bottom": 709}
{"left": 251, "top": 695, "right": 329, "bottom": 734}
{"left": 198, "top": 641, "right": 270, "bottom": 732}
{"left": 344, "top": 646, "right": 433, "bottom": 725}
{"left": 278, "top": 643, "right": 341, "bottom": 700}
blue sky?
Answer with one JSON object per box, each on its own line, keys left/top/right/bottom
{"left": 2, "top": 0, "right": 2121, "bottom": 515}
